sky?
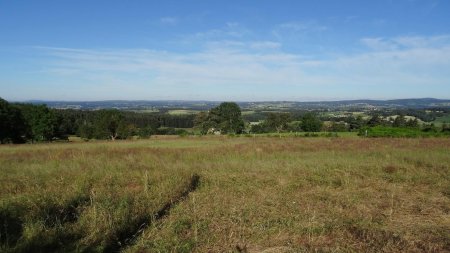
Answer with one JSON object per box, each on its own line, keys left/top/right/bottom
{"left": 0, "top": 0, "right": 449, "bottom": 101}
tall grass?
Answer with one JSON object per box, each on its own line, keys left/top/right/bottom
{"left": 1, "top": 137, "right": 449, "bottom": 252}
{"left": 0, "top": 142, "right": 197, "bottom": 252}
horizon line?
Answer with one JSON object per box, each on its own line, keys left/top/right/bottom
{"left": 8, "top": 97, "right": 450, "bottom": 103}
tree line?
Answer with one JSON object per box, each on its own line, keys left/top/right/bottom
{"left": 2, "top": 97, "right": 449, "bottom": 144}
{"left": 0, "top": 98, "right": 194, "bottom": 143}
{"left": 247, "top": 112, "right": 449, "bottom": 134}
{"left": 1, "top": 99, "right": 61, "bottom": 143}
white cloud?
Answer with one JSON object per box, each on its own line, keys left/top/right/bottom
{"left": 160, "top": 17, "right": 178, "bottom": 25}
{"left": 344, "top": 15, "right": 358, "bottom": 23}
{"left": 186, "top": 22, "right": 250, "bottom": 42}
{"left": 272, "top": 20, "right": 328, "bottom": 41}
{"left": 250, "top": 41, "right": 281, "bottom": 50}
{"left": 32, "top": 34, "right": 450, "bottom": 100}
{"left": 393, "top": 35, "right": 450, "bottom": 48}
{"left": 361, "top": 35, "right": 450, "bottom": 51}
{"left": 360, "top": 37, "right": 398, "bottom": 51}
{"left": 277, "top": 21, "right": 327, "bottom": 32}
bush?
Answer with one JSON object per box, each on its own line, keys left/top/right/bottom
{"left": 138, "top": 126, "right": 156, "bottom": 138}
{"left": 301, "top": 113, "right": 323, "bottom": 132}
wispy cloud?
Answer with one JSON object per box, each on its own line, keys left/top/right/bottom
{"left": 360, "top": 37, "right": 398, "bottom": 51}
{"left": 185, "top": 22, "right": 251, "bottom": 42}
{"left": 276, "top": 21, "right": 328, "bottom": 32}
{"left": 361, "top": 35, "right": 450, "bottom": 50}
{"left": 249, "top": 41, "right": 281, "bottom": 50}
{"left": 344, "top": 15, "right": 358, "bottom": 23}
{"left": 159, "top": 16, "right": 178, "bottom": 25}
{"left": 271, "top": 20, "right": 328, "bottom": 42}
{"left": 29, "top": 34, "right": 450, "bottom": 100}
{"left": 371, "top": 18, "right": 388, "bottom": 27}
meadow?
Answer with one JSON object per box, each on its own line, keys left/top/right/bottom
{"left": 1, "top": 136, "right": 449, "bottom": 252}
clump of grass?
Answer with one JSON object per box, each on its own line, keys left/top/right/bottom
{"left": 0, "top": 182, "right": 91, "bottom": 252}
{"left": 383, "top": 165, "right": 398, "bottom": 174}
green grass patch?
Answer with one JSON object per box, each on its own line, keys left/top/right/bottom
{"left": 434, "top": 114, "right": 450, "bottom": 123}
{"left": 360, "top": 126, "right": 450, "bottom": 138}
{"left": 167, "top": 110, "right": 199, "bottom": 115}
{"left": 241, "top": 110, "right": 256, "bottom": 115}
{"left": 243, "top": 131, "right": 358, "bottom": 138}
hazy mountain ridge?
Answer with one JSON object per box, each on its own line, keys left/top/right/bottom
{"left": 22, "top": 98, "right": 450, "bottom": 110}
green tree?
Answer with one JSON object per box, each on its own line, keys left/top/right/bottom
{"left": 300, "top": 113, "right": 323, "bottom": 132}
{"left": 78, "top": 120, "right": 95, "bottom": 140}
{"left": 194, "top": 102, "right": 245, "bottom": 134}
{"left": 94, "top": 109, "right": 125, "bottom": 140}
{"left": 442, "top": 123, "right": 450, "bottom": 132}
{"left": 0, "top": 98, "right": 26, "bottom": 143}
{"left": 138, "top": 126, "right": 157, "bottom": 138}
{"left": 194, "top": 111, "right": 212, "bottom": 134}
{"left": 250, "top": 123, "right": 268, "bottom": 134}
{"left": 406, "top": 118, "right": 419, "bottom": 128}
{"left": 18, "top": 104, "right": 58, "bottom": 142}
{"left": 287, "top": 121, "right": 302, "bottom": 132}
{"left": 210, "top": 102, "right": 245, "bottom": 134}
{"left": 117, "top": 123, "right": 136, "bottom": 139}
{"left": 367, "top": 115, "right": 383, "bottom": 127}
{"left": 265, "top": 113, "right": 291, "bottom": 133}
{"left": 393, "top": 115, "right": 407, "bottom": 127}
{"left": 54, "top": 109, "right": 78, "bottom": 137}
{"left": 347, "top": 115, "right": 364, "bottom": 131}
{"left": 330, "top": 122, "right": 348, "bottom": 132}
{"left": 422, "top": 123, "right": 438, "bottom": 133}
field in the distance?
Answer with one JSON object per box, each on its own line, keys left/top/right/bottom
{"left": 1, "top": 137, "right": 449, "bottom": 252}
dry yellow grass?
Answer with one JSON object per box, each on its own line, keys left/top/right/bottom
{"left": 1, "top": 137, "right": 449, "bottom": 252}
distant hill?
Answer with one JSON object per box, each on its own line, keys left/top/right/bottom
{"left": 23, "top": 98, "right": 450, "bottom": 111}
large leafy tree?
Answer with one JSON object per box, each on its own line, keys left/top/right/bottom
{"left": 194, "top": 102, "right": 245, "bottom": 134}
{"left": 406, "top": 118, "right": 419, "bottom": 128}
{"left": 367, "top": 115, "right": 383, "bottom": 127}
{"left": 393, "top": 115, "right": 407, "bottom": 127}
{"left": 347, "top": 115, "right": 364, "bottom": 131}
{"left": 18, "top": 103, "right": 58, "bottom": 142}
{"left": 0, "top": 98, "right": 26, "bottom": 143}
{"left": 301, "top": 113, "right": 323, "bottom": 132}
{"left": 265, "top": 112, "right": 291, "bottom": 133}
{"left": 193, "top": 111, "right": 212, "bottom": 134}
{"left": 210, "top": 102, "right": 245, "bottom": 134}
{"left": 78, "top": 120, "right": 95, "bottom": 140}
{"left": 93, "top": 109, "right": 126, "bottom": 140}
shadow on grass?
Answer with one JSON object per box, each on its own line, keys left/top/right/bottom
{"left": 103, "top": 173, "right": 200, "bottom": 253}
{"left": 0, "top": 193, "right": 90, "bottom": 253}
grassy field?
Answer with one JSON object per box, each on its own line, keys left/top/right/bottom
{"left": 241, "top": 111, "right": 256, "bottom": 115}
{"left": 434, "top": 115, "right": 450, "bottom": 124}
{"left": 167, "top": 110, "right": 199, "bottom": 115}
{"left": 248, "top": 132, "right": 359, "bottom": 138}
{"left": 128, "top": 109, "right": 160, "bottom": 113}
{"left": 1, "top": 137, "right": 449, "bottom": 252}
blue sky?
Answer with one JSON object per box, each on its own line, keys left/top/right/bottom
{"left": 0, "top": 0, "right": 449, "bottom": 101}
